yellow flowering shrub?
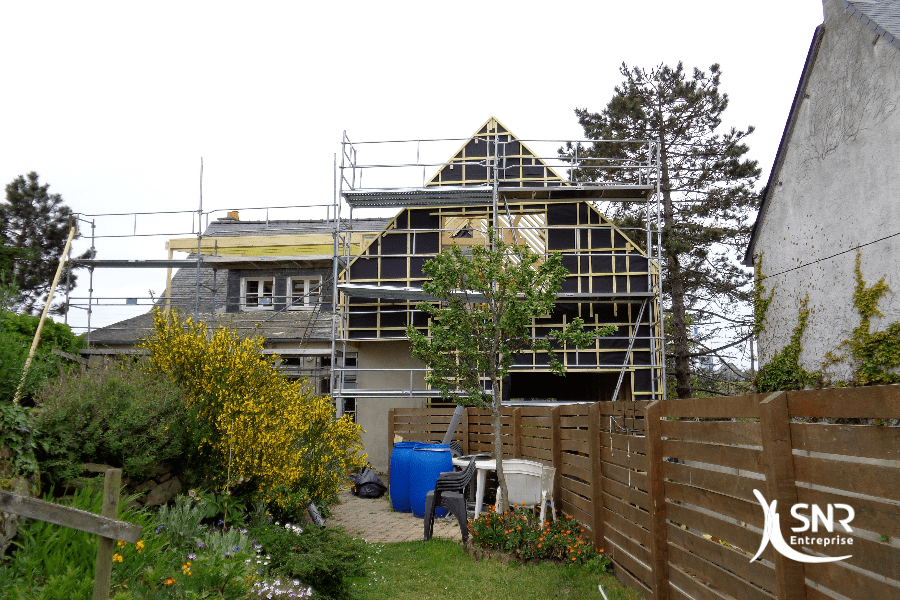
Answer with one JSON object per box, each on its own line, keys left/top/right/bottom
{"left": 139, "top": 308, "right": 367, "bottom": 506}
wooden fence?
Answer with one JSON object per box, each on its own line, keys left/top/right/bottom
{"left": 389, "top": 385, "right": 900, "bottom": 600}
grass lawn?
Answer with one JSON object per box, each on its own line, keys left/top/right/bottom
{"left": 347, "top": 539, "right": 644, "bottom": 600}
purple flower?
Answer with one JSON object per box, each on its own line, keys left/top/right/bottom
{"left": 197, "top": 541, "right": 205, "bottom": 549}
{"left": 155, "top": 525, "right": 164, "bottom": 534}
{"left": 218, "top": 519, "right": 225, "bottom": 525}
{"left": 188, "top": 553, "right": 197, "bottom": 560}
{"left": 235, "top": 546, "right": 241, "bottom": 551}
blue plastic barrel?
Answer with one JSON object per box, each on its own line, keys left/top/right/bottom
{"left": 410, "top": 444, "right": 453, "bottom": 518}
{"left": 389, "top": 442, "right": 422, "bottom": 512}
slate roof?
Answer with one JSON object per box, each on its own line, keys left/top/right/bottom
{"left": 846, "top": 0, "right": 900, "bottom": 49}
{"left": 87, "top": 309, "right": 334, "bottom": 346}
{"left": 89, "top": 216, "right": 393, "bottom": 345}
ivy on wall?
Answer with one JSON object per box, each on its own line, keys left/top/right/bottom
{"left": 833, "top": 252, "right": 900, "bottom": 385}
{"left": 755, "top": 295, "right": 820, "bottom": 393}
{"left": 753, "top": 254, "right": 773, "bottom": 338}
{"left": 756, "top": 250, "right": 900, "bottom": 391}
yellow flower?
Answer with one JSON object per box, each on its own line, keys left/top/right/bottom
{"left": 112, "top": 553, "right": 124, "bottom": 563}
{"left": 135, "top": 539, "right": 145, "bottom": 553}
{"left": 116, "top": 540, "right": 126, "bottom": 548}
{"left": 164, "top": 577, "right": 176, "bottom": 586}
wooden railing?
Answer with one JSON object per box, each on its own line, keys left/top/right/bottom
{"left": 0, "top": 469, "right": 141, "bottom": 600}
{"left": 389, "top": 385, "right": 900, "bottom": 600}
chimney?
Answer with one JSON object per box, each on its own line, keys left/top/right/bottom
{"left": 227, "top": 211, "right": 239, "bottom": 220}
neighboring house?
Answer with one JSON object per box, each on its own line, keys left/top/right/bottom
{"left": 744, "top": 0, "right": 900, "bottom": 383}
{"left": 87, "top": 117, "right": 665, "bottom": 471}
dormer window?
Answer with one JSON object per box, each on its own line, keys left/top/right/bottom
{"left": 289, "top": 276, "right": 322, "bottom": 310}
{"left": 242, "top": 277, "right": 274, "bottom": 310}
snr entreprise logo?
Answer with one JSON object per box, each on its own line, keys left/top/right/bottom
{"left": 751, "top": 489, "right": 855, "bottom": 564}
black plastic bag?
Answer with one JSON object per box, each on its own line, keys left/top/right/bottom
{"left": 348, "top": 468, "right": 387, "bottom": 499}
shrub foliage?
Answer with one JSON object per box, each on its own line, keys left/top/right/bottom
{"left": 139, "top": 308, "right": 367, "bottom": 507}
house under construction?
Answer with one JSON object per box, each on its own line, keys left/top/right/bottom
{"left": 80, "top": 117, "right": 665, "bottom": 471}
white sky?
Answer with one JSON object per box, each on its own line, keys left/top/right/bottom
{"left": 0, "top": 1, "right": 825, "bottom": 332}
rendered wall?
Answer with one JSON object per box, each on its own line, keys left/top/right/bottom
{"left": 755, "top": 0, "right": 900, "bottom": 381}
{"left": 355, "top": 340, "right": 428, "bottom": 472}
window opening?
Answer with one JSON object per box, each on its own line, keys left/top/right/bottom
{"left": 242, "top": 278, "right": 274, "bottom": 310}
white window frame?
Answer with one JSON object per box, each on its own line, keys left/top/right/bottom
{"left": 241, "top": 277, "right": 275, "bottom": 310}
{"left": 288, "top": 276, "right": 322, "bottom": 310}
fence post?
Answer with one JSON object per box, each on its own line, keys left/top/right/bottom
{"left": 513, "top": 407, "right": 522, "bottom": 458}
{"left": 644, "top": 400, "right": 670, "bottom": 600}
{"left": 588, "top": 402, "right": 605, "bottom": 551}
{"left": 549, "top": 406, "right": 562, "bottom": 514}
{"left": 760, "top": 391, "right": 807, "bottom": 600}
{"left": 387, "top": 408, "right": 395, "bottom": 480}
{"left": 92, "top": 468, "right": 122, "bottom": 600}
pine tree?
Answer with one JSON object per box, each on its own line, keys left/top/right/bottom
{"left": 564, "top": 62, "right": 760, "bottom": 398}
{"left": 1, "top": 172, "right": 89, "bottom": 315}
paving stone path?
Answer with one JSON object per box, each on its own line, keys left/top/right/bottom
{"left": 328, "top": 489, "right": 464, "bottom": 543}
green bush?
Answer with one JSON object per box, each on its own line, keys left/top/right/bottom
{"left": 249, "top": 522, "right": 370, "bottom": 600}
{"left": 33, "top": 363, "right": 190, "bottom": 487}
{"left": 0, "top": 306, "right": 83, "bottom": 405}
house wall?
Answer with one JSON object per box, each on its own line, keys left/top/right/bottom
{"left": 755, "top": 0, "right": 900, "bottom": 381}
{"left": 355, "top": 340, "right": 427, "bottom": 472}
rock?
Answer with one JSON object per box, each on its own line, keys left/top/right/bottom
{"left": 144, "top": 477, "right": 181, "bottom": 506}
{"left": 157, "top": 472, "right": 172, "bottom": 484}
{"left": 135, "top": 480, "right": 158, "bottom": 494}
{"left": 149, "top": 463, "right": 172, "bottom": 478}
{"left": 82, "top": 463, "right": 116, "bottom": 474}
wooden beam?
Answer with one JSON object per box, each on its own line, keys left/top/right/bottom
{"left": 0, "top": 490, "right": 141, "bottom": 544}
{"left": 92, "top": 469, "right": 123, "bottom": 600}
{"left": 645, "top": 400, "right": 671, "bottom": 600}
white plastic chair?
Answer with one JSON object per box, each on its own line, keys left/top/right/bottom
{"left": 495, "top": 459, "right": 556, "bottom": 523}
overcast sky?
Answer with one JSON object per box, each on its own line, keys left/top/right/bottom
{"left": 1, "top": 1, "right": 825, "bottom": 331}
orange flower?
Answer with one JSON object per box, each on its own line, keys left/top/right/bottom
{"left": 165, "top": 577, "right": 176, "bottom": 586}
{"left": 571, "top": 556, "right": 577, "bottom": 561}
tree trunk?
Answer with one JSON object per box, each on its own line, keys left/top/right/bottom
{"left": 659, "top": 140, "right": 693, "bottom": 399}
{"left": 492, "top": 374, "right": 509, "bottom": 513}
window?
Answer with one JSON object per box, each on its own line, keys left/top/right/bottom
{"left": 242, "top": 278, "right": 274, "bottom": 310}
{"left": 288, "top": 276, "right": 322, "bottom": 310}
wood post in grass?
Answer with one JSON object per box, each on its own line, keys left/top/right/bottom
{"left": 0, "top": 468, "right": 140, "bottom": 600}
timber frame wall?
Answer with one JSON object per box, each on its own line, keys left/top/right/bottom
{"left": 389, "top": 385, "right": 900, "bottom": 600}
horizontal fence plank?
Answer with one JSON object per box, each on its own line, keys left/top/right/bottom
{"left": 520, "top": 447, "right": 553, "bottom": 462}
{"left": 795, "top": 486, "right": 900, "bottom": 539}
{"left": 561, "top": 415, "right": 591, "bottom": 428}
{"left": 603, "top": 492, "right": 651, "bottom": 531}
{"left": 601, "top": 432, "right": 648, "bottom": 454}
{"left": 609, "top": 556, "right": 654, "bottom": 600}
{"left": 793, "top": 455, "right": 900, "bottom": 502}
{"left": 663, "top": 462, "right": 763, "bottom": 505}
{"left": 666, "top": 481, "right": 763, "bottom": 530}
{"left": 804, "top": 560, "right": 900, "bottom": 600}
{"left": 606, "top": 525, "right": 652, "bottom": 569}
{"left": 661, "top": 440, "right": 763, "bottom": 474}
{"left": 787, "top": 385, "right": 900, "bottom": 419}
{"left": 0, "top": 491, "right": 141, "bottom": 543}
{"left": 561, "top": 438, "right": 589, "bottom": 453}
{"left": 790, "top": 422, "right": 900, "bottom": 461}
{"left": 523, "top": 436, "right": 552, "bottom": 451}
{"left": 517, "top": 407, "right": 551, "bottom": 417}
{"left": 669, "top": 565, "right": 728, "bottom": 600}
{"left": 597, "top": 400, "right": 650, "bottom": 415}
{"left": 667, "top": 524, "right": 776, "bottom": 594}
{"left": 562, "top": 451, "right": 591, "bottom": 473}
{"left": 603, "top": 506, "right": 651, "bottom": 549}
{"left": 559, "top": 498, "right": 591, "bottom": 526}
{"left": 667, "top": 542, "right": 774, "bottom": 600}
{"left": 603, "top": 477, "right": 650, "bottom": 511}
{"left": 601, "top": 446, "right": 649, "bottom": 472}
{"left": 561, "top": 462, "right": 592, "bottom": 484}
{"left": 659, "top": 420, "right": 762, "bottom": 447}
{"left": 562, "top": 476, "right": 591, "bottom": 500}
{"left": 559, "top": 488, "right": 592, "bottom": 516}
{"left": 657, "top": 393, "right": 769, "bottom": 419}
{"left": 393, "top": 407, "right": 460, "bottom": 416}
{"left": 562, "top": 428, "right": 589, "bottom": 442}
{"left": 602, "top": 461, "right": 648, "bottom": 491}
{"left": 666, "top": 502, "right": 770, "bottom": 562}
{"left": 559, "top": 404, "right": 592, "bottom": 417}
{"left": 606, "top": 538, "right": 654, "bottom": 593}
